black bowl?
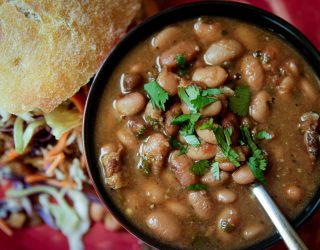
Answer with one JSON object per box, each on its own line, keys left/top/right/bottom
{"left": 83, "top": 1, "right": 320, "bottom": 249}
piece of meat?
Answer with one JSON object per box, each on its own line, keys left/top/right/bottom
{"left": 100, "top": 143, "right": 127, "bottom": 189}
{"left": 299, "top": 112, "right": 320, "bottom": 162}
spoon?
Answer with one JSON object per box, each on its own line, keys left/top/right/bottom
{"left": 251, "top": 183, "right": 309, "bottom": 250}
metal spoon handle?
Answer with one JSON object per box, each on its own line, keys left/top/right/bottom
{"left": 251, "top": 183, "right": 308, "bottom": 250}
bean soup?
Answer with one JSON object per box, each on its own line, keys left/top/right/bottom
{"left": 94, "top": 17, "right": 320, "bottom": 249}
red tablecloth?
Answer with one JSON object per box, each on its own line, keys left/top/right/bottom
{"left": 1, "top": 1, "right": 319, "bottom": 249}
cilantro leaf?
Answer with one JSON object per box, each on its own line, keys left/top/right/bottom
{"left": 189, "top": 160, "right": 210, "bottom": 175}
{"left": 178, "top": 87, "right": 197, "bottom": 113}
{"left": 187, "top": 183, "right": 207, "bottom": 191}
{"left": 144, "top": 81, "right": 169, "bottom": 111}
{"left": 256, "top": 130, "right": 273, "bottom": 140}
{"left": 201, "top": 88, "right": 222, "bottom": 96}
{"left": 211, "top": 162, "right": 220, "bottom": 181}
{"left": 199, "top": 118, "right": 215, "bottom": 130}
{"left": 191, "top": 96, "right": 216, "bottom": 110}
{"left": 176, "top": 54, "right": 189, "bottom": 76}
{"left": 178, "top": 86, "right": 217, "bottom": 113}
{"left": 180, "top": 133, "right": 201, "bottom": 147}
{"left": 171, "top": 113, "right": 201, "bottom": 147}
{"left": 229, "top": 86, "right": 251, "bottom": 116}
{"left": 213, "top": 127, "right": 240, "bottom": 167}
{"left": 169, "top": 137, "right": 188, "bottom": 155}
{"left": 240, "top": 125, "right": 268, "bottom": 184}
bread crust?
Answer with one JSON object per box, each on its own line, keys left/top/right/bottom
{"left": 0, "top": 0, "right": 141, "bottom": 114}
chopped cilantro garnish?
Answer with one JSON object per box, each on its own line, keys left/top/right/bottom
{"left": 213, "top": 127, "right": 240, "bottom": 167}
{"left": 144, "top": 80, "right": 169, "bottom": 111}
{"left": 211, "top": 162, "right": 220, "bottom": 181}
{"left": 176, "top": 54, "right": 189, "bottom": 76}
{"left": 198, "top": 118, "right": 215, "bottom": 130}
{"left": 171, "top": 113, "right": 201, "bottom": 147}
{"left": 199, "top": 120, "right": 239, "bottom": 166}
{"left": 187, "top": 183, "right": 207, "bottom": 191}
{"left": 189, "top": 160, "right": 210, "bottom": 176}
{"left": 229, "top": 86, "right": 251, "bottom": 116}
{"left": 181, "top": 133, "right": 200, "bottom": 146}
{"left": 178, "top": 86, "right": 217, "bottom": 113}
{"left": 201, "top": 88, "right": 222, "bottom": 96}
{"left": 240, "top": 125, "right": 267, "bottom": 184}
{"left": 256, "top": 130, "right": 273, "bottom": 140}
{"left": 169, "top": 137, "right": 188, "bottom": 155}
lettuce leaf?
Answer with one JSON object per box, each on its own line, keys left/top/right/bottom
{"left": 44, "top": 104, "right": 82, "bottom": 139}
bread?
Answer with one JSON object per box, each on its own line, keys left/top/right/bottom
{"left": 0, "top": 0, "right": 141, "bottom": 114}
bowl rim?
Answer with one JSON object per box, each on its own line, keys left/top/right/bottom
{"left": 83, "top": 1, "right": 320, "bottom": 249}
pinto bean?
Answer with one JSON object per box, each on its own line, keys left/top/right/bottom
{"left": 216, "top": 189, "right": 237, "bottom": 204}
{"left": 165, "top": 103, "right": 182, "bottom": 136}
{"left": 90, "top": 202, "right": 106, "bottom": 222}
{"left": 120, "top": 72, "right": 143, "bottom": 93}
{"left": 283, "top": 59, "right": 299, "bottom": 77}
{"left": 201, "top": 171, "right": 230, "bottom": 187}
{"left": 300, "top": 77, "right": 319, "bottom": 102}
{"left": 127, "top": 117, "right": 147, "bottom": 137}
{"left": 144, "top": 101, "right": 164, "bottom": 126}
{"left": 169, "top": 150, "right": 197, "bottom": 187}
{"left": 152, "top": 26, "right": 182, "bottom": 50}
{"left": 196, "top": 121, "right": 217, "bottom": 144}
{"left": 232, "top": 165, "right": 255, "bottom": 184}
{"left": 192, "top": 66, "right": 228, "bottom": 88}
{"left": 285, "top": 185, "right": 304, "bottom": 203}
{"left": 219, "top": 162, "right": 236, "bottom": 172}
{"left": 233, "top": 24, "right": 259, "bottom": 50}
{"left": 194, "top": 20, "right": 222, "bottom": 42}
{"left": 142, "top": 133, "right": 170, "bottom": 175}
{"left": 204, "top": 39, "right": 242, "bottom": 66}
{"left": 249, "top": 91, "right": 271, "bottom": 123}
{"left": 187, "top": 143, "right": 217, "bottom": 160}
{"left": 277, "top": 76, "right": 295, "bottom": 95}
{"left": 242, "top": 224, "right": 264, "bottom": 240}
{"left": 115, "top": 92, "right": 146, "bottom": 116}
{"left": 116, "top": 128, "right": 138, "bottom": 150}
{"left": 217, "top": 207, "right": 240, "bottom": 233}
{"left": 160, "top": 41, "right": 200, "bottom": 68}
{"left": 142, "top": 181, "right": 165, "bottom": 204}
{"left": 188, "top": 191, "right": 214, "bottom": 220}
{"left": 165, "top": 201, "right": 191, "bottom": 219}
{"left": 200, "top": 100, "right": 222, "bottom": 117}
{"left": 157, "top": 71, "right": 180, "bottom": 96}
{"left": 240, "top": 55, "right": 265, "bottom": 92}
{"left": 146, "top": 211, "right": 181, "bottom": 241}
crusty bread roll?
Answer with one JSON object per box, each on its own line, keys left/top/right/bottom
{"left": 0, "top": 0, "right": 141, "bottom": 114}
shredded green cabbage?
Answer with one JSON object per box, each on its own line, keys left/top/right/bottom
{"left": 13, "top": 118, "right": 45, "bottom": 154}
{"left": 44, "top": 104, "right": 82, "bottom": 139}
{"left": 23, "top": 119, "right": 46, "bottom": 151}
{"left": 6, "top": 186, "right": 89, "bottom": 250}
{"left": 13, "top": 117, "right": 24, "bottom": 153}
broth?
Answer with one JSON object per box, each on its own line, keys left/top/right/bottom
{"left": 94, "top": 17, "right": 320, "bottom": 249}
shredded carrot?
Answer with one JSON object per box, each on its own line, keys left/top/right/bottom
{"left": 142, "top": 0, "right": 159, "bottom": 17}
{"left": 82, "top": 85, "right": 89, "bottom": 97}
{"left": 45, "top": 153, "right": 65, "bottom": 176}
{"left": 70, "top": 92, "right": 86, "bottom": 113}
{"left": 25, "top": 174, "right": 48, "bottom": 184}
{"left": 0, "top": 219, "right": 13, "bottom": 237}
{"left": 46, "top": 131, "right": 70, "bottom": 159}
{"left": 7, "top": 149, "right": 21, "bottom": 161}
{"left": 46, "top": 179, "right": 77, "bottom": 189}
